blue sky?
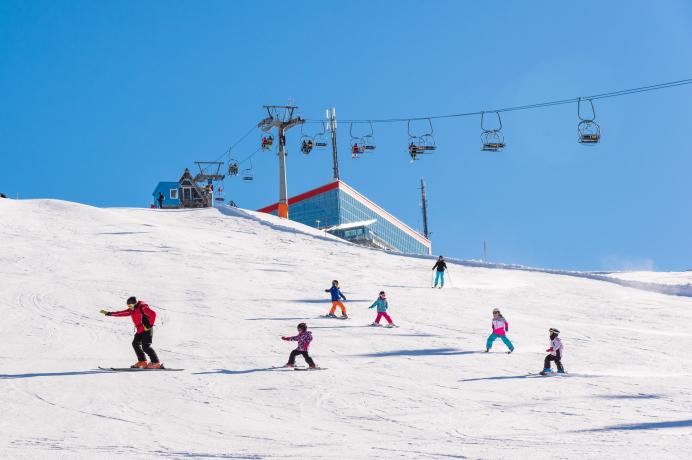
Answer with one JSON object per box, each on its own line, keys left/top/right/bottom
{"left": 1, "top": 1, "right": 691, "bottom": 271}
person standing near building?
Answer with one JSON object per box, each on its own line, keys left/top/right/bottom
{"left": 157, "top": 192, "right": 164, "bottom": 209}
{"left": 432, "top": 255, "right": 447, "bottom": 288}
{"left": 99, "top": 296, "right": 162, "bottom": 369}
{"left": 485, "top": 308, "right": 514, "bottom": 353}
{"left": 325, "top": 280, "right": 348, "bottom": 318}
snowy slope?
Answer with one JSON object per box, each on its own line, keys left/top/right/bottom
{"left": 1, "top": 198, "right": 692, "bottom": 459}
{"left": 605, "top": 270, "right": 692, "bottom": 286}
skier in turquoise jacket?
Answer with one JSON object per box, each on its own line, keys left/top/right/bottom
{"left": 369, "top": 291, "right": 396, "bottom": 327}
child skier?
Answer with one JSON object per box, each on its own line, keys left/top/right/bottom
{"left": 100, "top": 296, "right": 162, "bottom": 368}
{"left": 324, "top": 280, "right": 348, "bottom": 318}
{"left": 540, "top": 328, "right": 565, "bottom": 375}
{"left": 432, "top": 255, "right": 447, "bottom": 288}
{"left": 369, "top": 291, "right": 396, "bottom": 327}
{"left": 485, "top": 308, "right": 514, "bottom": 353}
{"left": 281, "top": 322, "right": 316, "bottom": 368}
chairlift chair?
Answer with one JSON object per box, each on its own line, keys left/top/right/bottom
{"left": 228, "top": 159, "right": 240, "bottom": 176}
{"left": 407, "top": 119, "right": 436, "bottom": 160}
{"left": 313, "top": 122, "right": 328, "bottom": 148}
{"left": 242, "top": 168, "right": 254, "bottom": 181}
{"left": 577, "top": 98, "right": 601, "bottom": 144}
{"left": 300, "top": 137, "right": 314, "bottom": 155}
{"left": 480, "top": 112, "right": 506, "bottom": 152}
{"left": 261, "top": 135, "right": 274, "bottom": 150}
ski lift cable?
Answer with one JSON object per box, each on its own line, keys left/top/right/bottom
{"left": 302, "top": 78, "right": 692, "bottom": 124}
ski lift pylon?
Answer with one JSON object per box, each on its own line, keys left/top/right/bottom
{"left": 577, "top": 98, "right": 601, "bottom": 145}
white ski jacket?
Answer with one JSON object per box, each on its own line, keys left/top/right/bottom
{"left": 547, "top": 337, "right": 563, "bottom": 356}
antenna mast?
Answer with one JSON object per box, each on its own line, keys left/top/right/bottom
{"left": 257, "top": 105, "right": 304, "bottom": 219}
{"left": 420, "top": 177, "right": 430, "bottom": 239}
{"left": 327, "top": 108, "right": 339, "bottom": 180}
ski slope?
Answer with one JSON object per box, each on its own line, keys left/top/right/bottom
{"left": 1, "top": 198, "right": 691, "bottom": 459}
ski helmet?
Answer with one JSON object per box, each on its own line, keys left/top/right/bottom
{"left": 126, "top": 296, "right": 137, "bottom": 305}
{"left": 492, "top": 308, "right": 501, "bottom": 314}
{"left": 332, "top": 280, "right": 339, "bottom": 286}
{"left": 297, "top": 322, "right": 307, "bottom": 331}
{"left": 549, "top": 328, "right": 560, "bottom": 335}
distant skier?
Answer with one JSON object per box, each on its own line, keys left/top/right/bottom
{"left": 100, "top": 296, "right": 162, "bottom": 369}
{"left": 485, "top": 308, "right": 514, "bottom": 353}
{"left": 325, "top": 280, "right": 348, "bottom": 318}
{"left": 157, "top": 192, "right": 164, "bottom": 209}
{"left": 369, "top": 291, "right": 396, "bottom": 327}
{"left": 540, "top": 328, "right": 565, "bottom": 375}
{"left": 432, "top": 255, "right": 447, "bottom": 288}
{"left": 281, "top": 322, "right": 316, "bottom": 368}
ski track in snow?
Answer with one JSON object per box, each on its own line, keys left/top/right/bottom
{"left": 1, "top": 198, "right": 691, "bottom": 459}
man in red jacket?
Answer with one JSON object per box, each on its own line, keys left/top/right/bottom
{"left": 100, "top": 296, "right": 161, "bottom": 368}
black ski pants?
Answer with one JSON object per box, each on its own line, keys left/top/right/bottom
{"left": 288, "top": 349, "right": 315, "bottom": 366}
{"left": 132, "top": 330, "right": 159, "bottom": 363}
{"left": 544, "top": 351, "right": 563, "bottom": 372}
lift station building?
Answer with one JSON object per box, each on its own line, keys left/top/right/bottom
{"left": 257, "top": 180, "right": 431, "bottom": 255}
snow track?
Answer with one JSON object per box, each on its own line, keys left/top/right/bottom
{"left": 1, "top": 198, "right": 691, "bottom": 459}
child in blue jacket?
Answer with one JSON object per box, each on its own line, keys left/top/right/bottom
{"left": 369, "top": 291, "right": 396, "bottom": 327}
{"left": 325, "top": 280, "right": 347, "bottom": 318}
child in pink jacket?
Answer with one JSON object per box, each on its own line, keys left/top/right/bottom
{"left": 485, "top": 308, "right": 514, "bottom": 353}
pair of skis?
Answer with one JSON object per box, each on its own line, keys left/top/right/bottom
{"left": 98, "top": 366, "right": 183, "bottom": 372}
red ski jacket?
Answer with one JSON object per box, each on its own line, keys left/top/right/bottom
{"left": 109, "top": 301, "right": 157, "bottom": 333}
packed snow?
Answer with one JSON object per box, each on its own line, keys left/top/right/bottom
{"left": 1, "top": 198, "right": 691, "bottom": 459}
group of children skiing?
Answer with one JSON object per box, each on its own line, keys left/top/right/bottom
{"left": 99, "top": 256, "right": 566, "bottom": 375}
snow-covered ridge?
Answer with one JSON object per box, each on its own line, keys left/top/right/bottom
{"left": 1, "top": 198, "right": 691, "bottom": 459}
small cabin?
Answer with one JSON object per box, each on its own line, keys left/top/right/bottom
{"left": 151, "top": 168, "right": 210, "bottom": 209}
{"left": 152, "top": 181, "right": 181, "bottom": 208}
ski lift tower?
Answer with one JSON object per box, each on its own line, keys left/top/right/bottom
{"left": 257, "top": 105, "right": 304, "bottom": 219}
{"left": 193, "top": 161, "right": 225, "bottom": 207}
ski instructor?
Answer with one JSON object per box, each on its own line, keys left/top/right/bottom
{"left": 432, "top": 255, "right": 448, "bottom": 288}
{"left": 100, "top": 296, "right": 162, "bottom": 369}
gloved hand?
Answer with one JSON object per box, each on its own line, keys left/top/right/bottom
{"left": 324, "top": 289, "right": 330, "bottom": 293}
{"left": 99, "top": 309, "right": 110, "bottom": 316}
{"left": 281, "top": 336, "right": 289, "bottom": 341}
{"left": 546, "top": 348, "right": 553, "bottom": 352}
{"left": 342, "top": 297, "right": 347, "bottom": 301}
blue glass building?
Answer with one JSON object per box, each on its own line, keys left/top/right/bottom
{"left": 258, "top": 180, "right": 431, "bottom": 255}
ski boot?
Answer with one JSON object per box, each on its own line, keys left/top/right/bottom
{"left": 340, "top": 314, "right": 348, "bottom": 319}
{"left": 326, "top": 314, "right": 337, "bottom": 318}
{"left": 130, "top": 361, "right": 147, "bottom": 368}
{"left": 370, "top": 322, "right": 381, "bottom": 327}
{"left": 146, "top": 362, "right": 162, "bottom": 369}
{"left": 507, "top": 349, "right": 514, "bottom": 354}
{"left": 308, "top": 364, "right": 317, "bottom": 369}
{"left": 484, "top": 348, "right": 490, "bottom": 353}
{"left": 385, "top": 323, "right": 396, "bottom": 328}
{"left": 557, "top": 367, "right": 566, "bottom": 374}
{"left": 539, "top": 368, "right": 552, "bottom": 376}
{"left": 284, "top": 363, "right": 295, "bottom": 368}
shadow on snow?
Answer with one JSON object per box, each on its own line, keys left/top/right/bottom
{"left": 359, "top": 348, "right": 482, "bottom": 358}
{"left": 0, "top": 370, "right": 115, "bottom": 379}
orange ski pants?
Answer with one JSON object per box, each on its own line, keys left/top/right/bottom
{"left": 329, "top": 301, "right": 346, "bottom": 315}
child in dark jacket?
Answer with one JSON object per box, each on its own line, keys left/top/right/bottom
{"left": 282, "top": 322, "right": 316, "bottom": 368}
{"left": 540, "top": 328, "right": 565, "bottom": 375}
{"left": 325, "top": 280, "right": 347, "bottom": 318}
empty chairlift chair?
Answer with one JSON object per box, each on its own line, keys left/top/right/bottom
{"left": 577, "top": 98, "right": 601, "bottom": 144}
{"left": 480, "top": 111, "right": 506, "bottom": 152}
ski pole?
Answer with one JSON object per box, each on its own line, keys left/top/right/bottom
{"left": 446, "top": 269, "right": 453, "bottom": 287}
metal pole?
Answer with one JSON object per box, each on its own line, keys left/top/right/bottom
{"left": 277, "top": 126, "right": 289, "bottom": 218}
{"left": 329, "top": 108, "right": 339, "bottom": 180}
{"left": 420, "top": 177, "right": 429, "bottom": 239}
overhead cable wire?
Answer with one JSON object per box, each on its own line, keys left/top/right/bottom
{"left": 303, "top": 78, "right": 692, "bottom": 124}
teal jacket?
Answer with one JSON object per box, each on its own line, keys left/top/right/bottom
{"left": 369, "top": 298, "right": 389, "bottom": 313}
